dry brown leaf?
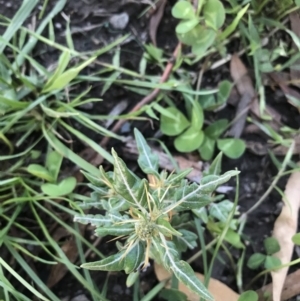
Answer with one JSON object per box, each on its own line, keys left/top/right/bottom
{"left": 154, "top": 263, "right": 240, "bottom": 301}
{"left": 271, "top": 165, "right": 300, "bottom": 301}
{"left": 269, "top": 72, "right": 300, "bottom": 112}
{"left": 47, "top": 238, "right": 78, "bottom": 288}
{"left": 257, "top": 269, "right": 300, "bottom": 301}
{"left": 149, "top": 0, "right": 167, "bottom": 46}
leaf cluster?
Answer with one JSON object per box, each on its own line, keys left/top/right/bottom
{"left": 74, "top": 128, "right": 240, "bottom": 299}
{"left": 171, "top": 0, "right": 248, "bottom": 57}
{"left": 159, "top": 85, "right": 246, "bottom": 159}
{"left": 247, "top": 237, "right": 281, "bottom": 270}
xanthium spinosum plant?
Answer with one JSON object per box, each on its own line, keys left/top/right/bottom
{"left": 74, "top": 128, "right": 239, "bottom": 300}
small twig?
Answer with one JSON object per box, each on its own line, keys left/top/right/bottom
{"left": 100, "top": 42, "right": 182, "bottom": 148}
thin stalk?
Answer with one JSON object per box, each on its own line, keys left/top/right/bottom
{"left": 243, "top": 141, "right": 294, "bottom": 216}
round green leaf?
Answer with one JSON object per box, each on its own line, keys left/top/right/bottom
{"left": 27, "top": 164, "right": 54, "bottom": 182}
{"left": 198, "top": 136, "right": 215, "bottom": 161}
{"left": 178, "top": 25, "right": 215, "bottom": 49}
{"left": 217, "top": 80, "right": 232, "bottom": 104}
{"left": 176, "top": 18, "right": 199, "bottom": 34}
{"left": 264, "top": 237, "right": 280, "bottom": 255}
{"left": 217, "top": 138, "right": 246, "bottom": 159}
{"left": 41, "top": 177, "right": 77, "bottom": 197}
{"left": 264, "top": 255, "right": 281, "bottom": 270}
{"left": 247, "top": 253, "right": 266, "bottom": 270}
{"left": 160, "top": 107, "right": 190, "bottom": 136}
{"left": 238, "top": 291, "right": 258, "bottom": 301}
{"left": 190, "top": 27, "right": 216, "bottom": 56}
{"left": 172, "top": 1, "right": 196, "bottom": 19}
{"left": 292, "top": 233, "right": 300, "bottom": 245}
{"left": 191, "top": 101, "right": 204, "bottom": 129}
{"left": 174, "top": 127, "right": 204, "bottom": 152}
{"left": 204, "top": 119, "right": 228, "bottom": 139}
{"left": 203, "top": 0, "right": 225, "bottom": 30}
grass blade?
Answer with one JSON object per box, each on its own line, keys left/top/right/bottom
{"left": 0, "top": 0, "right": 38, "bottom": 53}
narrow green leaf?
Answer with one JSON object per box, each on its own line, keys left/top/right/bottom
{"left": 112, "top": 149, "right": 144, "bottom": 211}
{"left": 81, "top": 252, "right": 125, "bottom": 271}
{"left": 134, "top": 128, "right": 159, "bottom": 176}
{"left": 13, "top": 0, "right": 67, "bottom": 68}
{"left": 73, "top": 214, "right": 111, "bottom": 227}
{"left": 42, "top": 56, "right": 96, "bottom": 92}
{"left": 219, "top": 4, "right": 249, "bottom": 40}
{"left": 44, "top": 50, "right": 71, "bottom": 89}
{"left": 174, "top": 183, "right": 211, "bottom": 209}
{"left": 0, "top": 0, "right": 38, "bottom": 53}
{"left": 156, "top": 217, "right": 182, "bottom": 237}
{"left": 206, "top": 152, "right": 222, "bottom": 175}
{"left": 171, "top": 260, "right": 213, "bottom": 301}
{"left": 95, "top": 225, "right": 134, "bottom": 237}
{"left": 42, "top": 125, "right": 100, "bottom": 176}
{"left": 124, "top": 242, "right": 145, "bottom": 274}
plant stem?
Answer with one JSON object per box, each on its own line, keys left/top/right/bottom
{"left": 243, "top": 141, "right": 294, "bottom": 217}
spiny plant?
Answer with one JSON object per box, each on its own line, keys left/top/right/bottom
{"left": 74, "top": 128, "right": 240, "bottom": 300}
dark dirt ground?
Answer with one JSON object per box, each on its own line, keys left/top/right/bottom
{"left": 1, "top": 0, "right": 300, "bottom": 300}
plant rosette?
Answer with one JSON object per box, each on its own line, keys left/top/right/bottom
{"left": 74, "top": 128, "right": 240, "bottom": 300}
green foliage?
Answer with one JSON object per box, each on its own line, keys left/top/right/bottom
{"left": 75, "top": 128, "right": 240, "bottom": 299}
{"left": 27, "top": 150, "right": 76, "bottom": 197}
{"left": 292, "top": 233, "right": 300, "bottom": 245}
{"left": 238, "top": 291, "right": 258, "bottom": 301}
{"left": 171, "top": 0, "right": 248, "bottom": 57}
{"left": 160, "top": 106, "right": 245, "bottom": 159}
{"left": 247, "top": 237, "right": 281, "bottom": 270}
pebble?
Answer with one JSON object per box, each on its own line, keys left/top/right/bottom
{"left": 70, "top": 294, "right": 90, "bottom": 301}
{"left": 109, "top": 12, "right": 129, "bottom": 30}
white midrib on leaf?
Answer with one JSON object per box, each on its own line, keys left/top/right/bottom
{"left": 159, "top": 233, "right": 213, "bottom": 301}
{"left": 137, "top": 134, "right": 156, "bottom": 171}
{"left": 177, "top": 171, "right": 238, "bottom": 204}
{"left": 114, "top": 157, "right": 146, "bottom": 214}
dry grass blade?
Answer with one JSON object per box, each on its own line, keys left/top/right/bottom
{"left": 257, "top": 269, "right": 300, "bottom": 301}
{"left": 47, "top": 238, "right": 78, "bottom": 288}
{"left": 271, "top": 164, "right": 300, "bottom": 301}
{"left": 289, "top": 11, "right": 300, "bottom": 87}
{"left": 154, "top": 263, "right": 240, "bottom": 301}
{"left": 229, "top": 54, "right": 256, "bottom": 138}
{"left": 149, "top": 0, "right": 167, "bottom": 46}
